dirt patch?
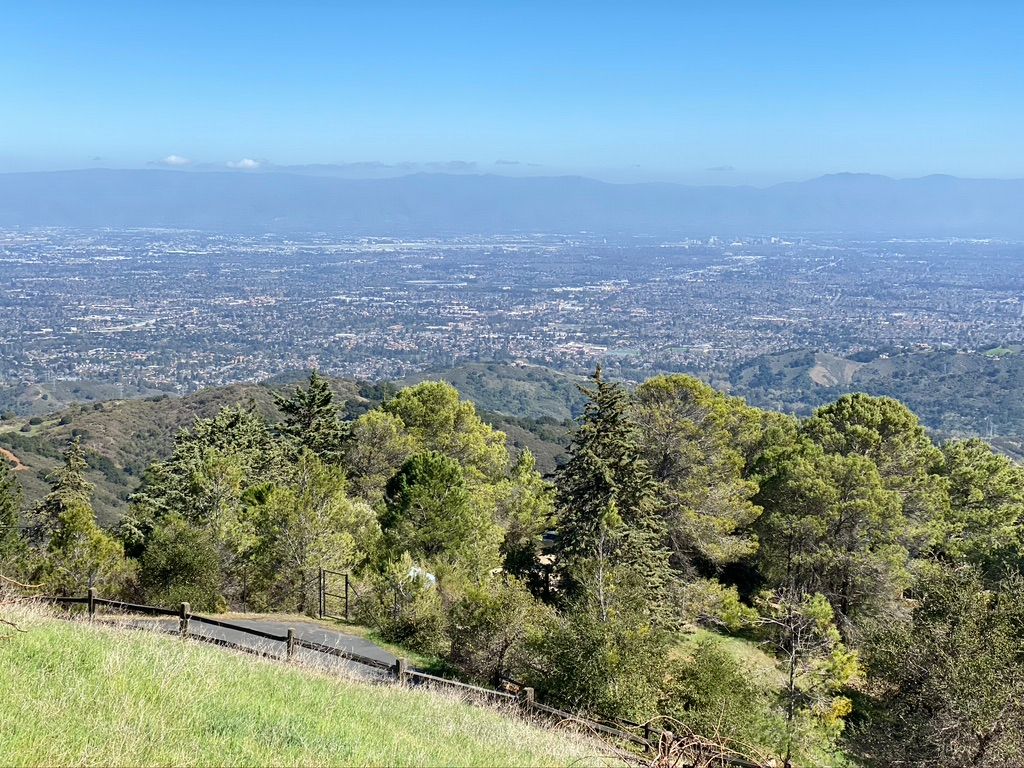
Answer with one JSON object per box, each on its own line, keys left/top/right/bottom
{"left": 809, "top": 364, "right": 839, "bottom": 387}
{"left": 809, "top": 355, "right": 863, "bottom": 387}
{"left": 0, "top": 447, "right": 28, "bottom": 472}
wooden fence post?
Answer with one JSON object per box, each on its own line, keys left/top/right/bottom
{"left": 344, "top": 573, "right": 350, "bottom": 621}
{"left": 87, "top": 587, "right": 97, "bottom": 621}
{"left": 179, "top": 602, "right": 190, "bottom": 638}
{"left": 286, "top": 628, "right": 296, "bottom": 661}
{"left": 519, "top": 686, "right": 535, "bottom": 713}
{"left": 393, "top": 657, "right": 408, "bottom": 684}
{"left": 318, "top": 568, "right": 325, "bottom": 619}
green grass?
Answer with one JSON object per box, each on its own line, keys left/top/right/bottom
{"left": 984, "top": 346, "right": 1014, "bottom": 357}
{"left": 0, "top": 608, "right": 614, "bottom": 767}
{"left": 672, "top": 627, "right": 784, "bottom": 690}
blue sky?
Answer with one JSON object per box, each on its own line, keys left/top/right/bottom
{"left": 2, "top": 1, "right": 1022, "bottom": 184}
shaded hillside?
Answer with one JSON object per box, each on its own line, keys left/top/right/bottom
{"left": 730, "top": 347, "right": 1024, "bottom": 437}
{"left": 405, "top": 363, "right": 588, "bottom": 422}
{"left": 0, "top": 371, "right": 573, "bottom": 523}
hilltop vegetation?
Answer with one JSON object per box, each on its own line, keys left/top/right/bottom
{"left": 0, "top": 367, "right": 571, "bottom": 525}
{"left": 0, "top": 379, "right": 363, "bottom": 526}
{"left": 0, "top": 609, "right": 608, "bottom": 768}
{"left": 405, "top": 363, "right": 588, "bottom": 422}
{"left": 3, "top": 367, "right": 1023, "bottom": 766}
{"left": 6, "top": 346, "right": 1024, "bottom": 525}
{"left": 728, "top": 347, "right": 1024, "bottom": 437}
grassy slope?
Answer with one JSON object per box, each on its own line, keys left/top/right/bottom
{"left": 0, "top": 611, "right": 612, "bottom": 768}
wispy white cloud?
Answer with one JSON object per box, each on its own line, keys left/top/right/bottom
{"left": 226, "top": 158, "right": 261, "bottom": 169}
{"left": 158, "top": 154, "right": 192, "bottom": 167}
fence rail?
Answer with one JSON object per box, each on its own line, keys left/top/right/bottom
{"left": 38, "top": 588, "right": 761, "bottom": 765}
{"left": 189, "top": 614, "right": 290, "bottom": 643}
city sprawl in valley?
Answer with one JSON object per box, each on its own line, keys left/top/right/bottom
{"left": 3, "top": 229, "right": 1022, "bottom": 394}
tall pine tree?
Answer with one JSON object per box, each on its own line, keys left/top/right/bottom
{"left": 33, "top": 439, "right": 128, "bottom": 595}
{"left": 553, "top": 366, "right": 670, "bottom": 617}
{"left": 275, "top": 371, "right": 347, "bottom": 463}
{"left": 0, "top": 463, "right": 25, "bottom": 574}
{"left": 31, "top": 437, "right": 93, "bottom": 542}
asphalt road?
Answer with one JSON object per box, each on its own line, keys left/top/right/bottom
{"left": 140, "top": 617, "right": 397, "bottom": 679}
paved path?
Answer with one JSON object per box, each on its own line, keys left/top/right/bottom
{"left": 140, "top": 617, "right": 397, "bottom": 680}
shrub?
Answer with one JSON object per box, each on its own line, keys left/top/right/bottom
{"left": 355, "top": 554, "right": 448, "bottom": 656}
{"left": 447, "top": 577, "right": 550, "bottom": 686}
{"left": 662, "top": 640, "right": 777, "bottom": 754}
{"left": 139, "top": 516, "right": 223, "bottom": 611}
{"left": 527, "top": 600, "right": 668, "bottom": 721}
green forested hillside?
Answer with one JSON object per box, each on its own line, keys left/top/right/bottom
{"left": 404, "top": 362, "right": 588, "bottom": 422}
{"left": 7, "top": 347, "right": 1024, "bottom": 525}
{"left": 3, "top": 369, "right": 1022, "bottom": 767}
{"left": 0, "top": 371, "right": 571, "bottom": 525}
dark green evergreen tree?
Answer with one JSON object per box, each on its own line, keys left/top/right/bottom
{"left": 33, "top": 439, "right": 129, "bottom": 595}
{"left": 553, "top": 366, "right": 670, "bottom": 616}
{"left": 31, "top": 437, "right": 93, "bottom": 542}
{"left": 124, "top": 404, "right": 283, "bottom": 554}
{"left": 0, "top": 463, "right": 26, "bottom": 573}
{"left": 381, "top": 451, "right": 501, "bottom": 576}
{"left": 274, "top": 371, "right": 347, "bottom": 463}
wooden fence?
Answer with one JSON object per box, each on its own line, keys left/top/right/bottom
{"left": 39, "top": 589, "right": 762, "bottom": 767}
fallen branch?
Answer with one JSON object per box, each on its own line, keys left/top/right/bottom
{"left": 0, "top": 574, "right": 42, "bottom": 590}
{"left": 0, "top": 616, "right": 25, "bottom": 633}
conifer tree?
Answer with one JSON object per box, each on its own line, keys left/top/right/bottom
{"left": 553, "top": 366, "right": 670, "bottom": 615}
{"left": 31, "top": 437, "right": 93, "bottom": 541}
{"left": 0, "top": 463, "right": 25, "bottom": 572}
{"left": 382, "top": 450, "right": 502, "bottom": 577}
{"left": 34, "top": 439, "right": 129, "bottom": 595}
{"left": 275, "top": 371, "right": 347, "bottom": 463}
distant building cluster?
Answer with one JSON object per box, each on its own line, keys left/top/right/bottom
{"left": 1, "top": 229, "right": 1022, "bottom": 393}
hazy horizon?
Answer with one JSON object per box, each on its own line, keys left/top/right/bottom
{"left": 3, "top": 165, "right": 1024, "bottom": 189}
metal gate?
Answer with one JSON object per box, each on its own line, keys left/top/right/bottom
{"left": 318, "top": 568, "right": 350, "bottom": 621}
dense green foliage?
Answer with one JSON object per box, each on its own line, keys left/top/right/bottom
{"left": 0, "top": 464, "right": 25, "bottom": 572}
{"left": 3, "top": 367, "right": 1023, "bottom": 766}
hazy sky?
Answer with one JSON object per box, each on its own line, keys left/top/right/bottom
{"left": 2, "top": 1, "right": 1022, "bottom": 184}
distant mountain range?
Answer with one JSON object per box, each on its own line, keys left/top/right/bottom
{"left": 1, "top": 169, "right": 1023, "bottom": 236}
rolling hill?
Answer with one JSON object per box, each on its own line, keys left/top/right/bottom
{"left": 728, "top": 347, "right": 1024, "bottom": 439}
{"left": 6, "top": 350, "right": 1024, "bottom": 525}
